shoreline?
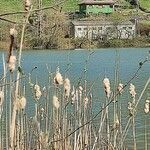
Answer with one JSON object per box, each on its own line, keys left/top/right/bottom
{"left": 0, "top": 38, "right": 149, "bottom": 51}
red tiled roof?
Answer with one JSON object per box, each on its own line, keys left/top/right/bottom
{"left": 78, "top": 0, "right": 115, "bottom": 5}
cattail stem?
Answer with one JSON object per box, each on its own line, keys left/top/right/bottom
{"left": 144, "top": 115, "right": 147, "bottom": 150}
{"left": 10, "top": 6, "right": 32, "bottom": 149}
{"left": 132, "top": 116, "right": 136, "bottom": 150}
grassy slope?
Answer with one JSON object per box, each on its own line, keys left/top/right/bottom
{"left": 0, "top": 0, "right": 78, "bottom": 13}
{"left": 140, "top": 0, "right": 150, "bottom": 9}
{"left": 0, "top": 0, "right": 149, "bottom": 13}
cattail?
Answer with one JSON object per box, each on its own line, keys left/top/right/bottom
{"left": 129, "top": 83, "right": 136, "bottom": 99}
{"left": 41, "top": 107, "right": 44, "bottom": 112}
{"left": 64, "top": 78, "right": 71, "bottom": 98}
{"left": 54, "top": 68, "right": 63, "bottom": 85}
{"left": 144, "top": 100, "right": 150, "bottom": 114}
{"left": 0, "top": 91, "right": 4, "bottom": 106}
{"left": 117, "top": 83, "right": 124, "bottom": 95}
{"left": 41, "top": 108, "right": 44, "bottom": 120}
{"left": 128, "top": 102, "right": 134, "bottom": 116}
{"left": 19, "top": 96, "right": 26, "bottom": 109}
{"left": 53, "top": 96, "right": 60, "bottom": 109}
{"left": 14, "top": 96, "right": 26, "bottom": 110}
{"left": 42, "top": 86, "right": 47, "bottom": 98}
{"left": 39, "top": 131, "right": 48, "bottom": 146}
{"left": 14, "top": 98, "right": 21, "bottom": 111}
{"left": 25, "top": 0, "right": 31, "bottom": 11}
{"left": 71, "top": 86, "right": 75, "bottom": 104}
{"left": 34, "top": 84, "right": 42, "bottom": 100}
{"left": 8, "top": 55, "right": 16, "bottom": 72}
{"left": 103, "top": 77, "right": 111, "bottom": 98}
{"left": 10, "top": 28, "right": 17, "bottom": 37}
{"left": 79, "top": 86, "right": 83, "bottom": 97}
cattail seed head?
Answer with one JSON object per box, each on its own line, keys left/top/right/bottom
{"left": 41, "top": 108, "right": 44, "bottom": 112}
{"left": 129, "top": 83, "right": 136, "bottom": 98}
{"left": 128, "top": 101, "right": 135, "bottom": 116}
{"left": 14, "top": 99, "right": 21, "bottom": 111}
{"left": 25, "top": 0, "right": 31, "bottom": 11}
{"left": 53, "top": 96, "right": 60, "bottom": 109}
{"left": 103, "top": 77, "right": 111, "bottom": 98}
{"left": 39, "top": 132, "right": 48, "bottom": 146}
{"left": 128, "top": 102, "right": 132, "bottom": 110}
{"left": 117, "top": 83, "right": 124, "bottom": 95}
{"left": 20, "top": 96, "right": 26, "bottom": 109}
{"left": 54, "top": 68, "right": 63, "bottom": 85}
{"left": 14, "top": 96, "right": 26, "bottom": 110}
{"left": 8, "top": 55, "right": 16, "bottom": 72}
{"left": 144, "top": 100, "right": 150, "bottom": 114}
{"left": 64, "top": 78, "right": 71, "bottom": 98}
{"left": 34, "top": 84, "right": 42, "bottom": 100}
{"left": 42, "top": 86, "right": 47, "bottom": 98}
{"left": 0, "top": 91, "right": 4, "bottom": 106}
{"left": 10, "top": 28, "right": 17, "bottom": 37}
{"left": 34, "top": 84, "right": 40, "bottom": 91}
{"left": 79, "top": 86, "right": 83, "bottom": 96}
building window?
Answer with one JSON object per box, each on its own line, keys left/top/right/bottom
{"left": 84, "top": 27, "right": 88, "bottom": 30}
{"left": 92, "top": 27, "right": 97, "bottom": 30}
{"left": 78, "top": 28, "right": 82, "bottom": 31}
{"left": 128, "top": 27, "right": 132, "bottom": 30}
{"left": 98, "top": 27, "right": 102, "bottom": 31}
{"left": 106, "top": 27, "right": 112, "bottom": 30}
{"left": 122, "top": 27, "right": 127, "bottom": 30}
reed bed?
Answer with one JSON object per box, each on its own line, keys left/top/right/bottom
{"left": 0, "top": 1, "right": 150, "bottom": 150}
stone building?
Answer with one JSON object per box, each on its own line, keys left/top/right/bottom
{"left": 71, "top": 20, "right": 136, "bottom": 40}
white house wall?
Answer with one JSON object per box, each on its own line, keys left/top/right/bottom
{"left": 74, "top": 23, "right": 136, "bottom": 39}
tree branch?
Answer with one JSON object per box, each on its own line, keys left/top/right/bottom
{"left": 0, "top": 17, "right": 17, "bottom": 24}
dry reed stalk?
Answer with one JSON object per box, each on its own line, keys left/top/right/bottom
{"left": 0, "top": 55, "right": 6, "bottom": 149}
{"left": 73, "top": 88, "right": 77, "bottom": 150}
{"left": 113, "top": 53, "right": 120, "bottom": 149}
{"left": 144, "top": 115, "right": 148, "bottom": 150}
{"left": 10, "top": 5, "right": 32, "bottom": 149}
{"left": 121, "top": 78, "right": 150, "bottom": 148}
{"left": 92, "top": 105, "right": 106, "bottom": 150}
{"left": 132, "top": 116, "right": 136, "bottom": 150}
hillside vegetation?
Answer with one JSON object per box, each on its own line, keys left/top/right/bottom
{"left": 0, "top": 0, "right": 149, "bottom": 50}
{"left": 0, "top": 0, "right": 150, "bottom": 13}
{"left": 140, "top": 0, "right": 150, "bottom": 9}
{"left": 0, "top": 0, "right": 78, "bottom": 12}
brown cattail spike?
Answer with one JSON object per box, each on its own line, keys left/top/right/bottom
{"left": 54, "top": 67, "right": 63, "bottom": 85}
{"left": 103, "top": 77, "right": 111, "bottom": 99}
{"left": 144, "top": 100, "right": 150, "bottom": 114}
{"left": 8, "top": 55, "right": 16, "bottom": 72}
{"left": 25, "top": 0, "right": 31, "bottom": 11}
{"left": 64, "top": 78, "right": 71, "bottom": 98}
{"left": 7, "top": 27, "right": 17, "bottom": 63}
